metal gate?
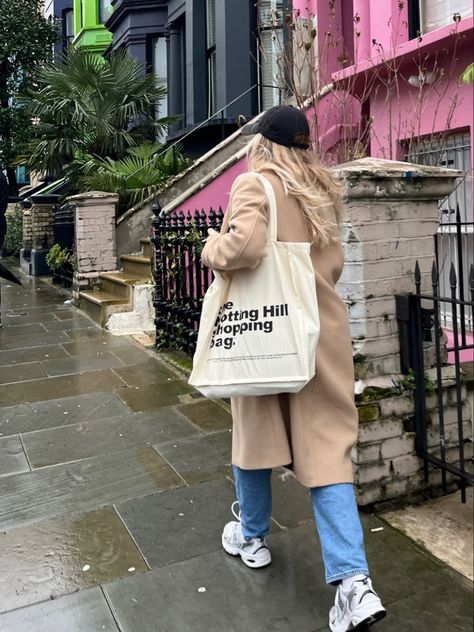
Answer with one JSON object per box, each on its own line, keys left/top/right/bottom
{"left": 396, "top": 260, "right": 474, "bottom": 502}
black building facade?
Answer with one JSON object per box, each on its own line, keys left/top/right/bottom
{"left": 106, "top": 1, "right": 288, "bottom": 157}
{"left": 45, "top": 0, "right": 75, "bottom": 60}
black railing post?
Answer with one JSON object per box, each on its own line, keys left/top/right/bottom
{"left": 431, "top": 261, "right": 447, "bottom": 492}
{"left": 449, "top": 263, "right": 467, "bottom": 503}
{"left": 455, "top": 205, "right": 466, "bottom": 346}
{"left": 411, "top": 264, "right": 429, "bottom": 483}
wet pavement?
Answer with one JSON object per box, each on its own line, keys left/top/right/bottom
{"left": 0, "top": 261, "right": 472, "bottom": 632}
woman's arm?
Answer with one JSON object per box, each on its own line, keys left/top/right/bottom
{"left": 201, "top": 173, "right": 268, "bottom": 271}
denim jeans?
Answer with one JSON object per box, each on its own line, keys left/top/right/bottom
{"left": 233, "top": 465, "right": 369, "bottom": 584}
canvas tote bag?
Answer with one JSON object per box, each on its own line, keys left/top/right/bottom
{"left": 188, "top": 173, "right": 320, "bottom": 398}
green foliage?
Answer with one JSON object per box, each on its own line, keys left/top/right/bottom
{"left": 3, "top": 206, "right": 23, "bottom": 255}
{"left": 401, "top": 368, "right": 435, "bottom": 394}
{"left": 82, "top": 142, "right": 191, "bottom": 211}
{"left": 461, "top": 62, "right": 474, "bottom": 84}
{"left": 20, "top": 48, "right": 178, "bottom": 181}
{"left": 46, "top": 244, "right": 75, "bottom": 273}
{"left": 0, "top": 0, "right": 60, "bottom": 193}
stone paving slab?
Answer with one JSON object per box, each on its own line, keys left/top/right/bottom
{"left": 155, "top": 430, "right": 233, "bottom": 485}
{"left": 1, "top": 311, "right": 59, "bottom": 325}
{"left": 115, "top": 479, "right": 244, "bottom": 568}
{"left": 0, "top": 587, "right": 119, "bottom": 632}
{"left": 0, "top": 330, "right": 72, "bottom": 351}
{"left": 104, "top": 523, "right": 330, "bottom": 632}
{"left": 0, "top": 392, "right": 131, "bottom": 436}
{"left": 116, "top": 379, "right": 193, "bottom": 412}
{"left": 0, "top": 447, "right": 184, "bottom": 531}
{"left": 0, "top": 436, "right": 29, "bottom": 477}
{"left": 62, "top": 339, "right": 149, "bottom": 364}
{"left": 42, "top": 317, "right": 95, "bottom": 332}
{"left": 40, "top": 352, "right": 125, "bottom": 377}
{"left": 0, "top": 344, "right": 70, "bottom": 366}
{"left": 22, "top": 408, "right": 200, "bottom": 468}
{"left": 0, "top": 361, "right": 47, "bottom": 385}
{"left": 270, "top": 469, "right": 315, "bottom": 529}
{"left": 0, "top": 507, "right": 147, "bottom": 614}
{"left": 382, "top": 487, "right": 474, "bottom": 581}
{"left": 0, "top": 322, "right": 48, "bottom": 337}
{"left": 112, "top": 359, "right": 178, "bottom": 387}
{"left": 177, "top": 399, "right": 233, "bottom": 433}
{"left": 0, "top": 368, "right": 126, "bottom": 407}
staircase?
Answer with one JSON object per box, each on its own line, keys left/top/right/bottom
{"left": 79, "top": 237, "right": 154, "bottom": 333}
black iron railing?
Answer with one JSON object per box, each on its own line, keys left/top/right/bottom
{"left": 53, "top": 203, "right": 75, "bottom": 251}
{"left": 396, "top": 260, "right": 474, "bottom": 502}
{"left": 151, "top": 203, "right": 224, "bottom": 354}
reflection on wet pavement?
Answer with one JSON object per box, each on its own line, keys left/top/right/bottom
{"left": 0, "top": 507, "right": 147, "bottom": 613}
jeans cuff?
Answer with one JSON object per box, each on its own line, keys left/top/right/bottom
{"left": 325, "top": 568, "right": 369, "bottom": 585}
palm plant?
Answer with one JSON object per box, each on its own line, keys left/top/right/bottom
{"left": 83, "top": 142, "right": 191, "bottom": 211}
{"left": 81, "top": 142, "right": 191, "bottom": 212}
{"left": 21, "top": 48, "right": 176, "bottom": 176}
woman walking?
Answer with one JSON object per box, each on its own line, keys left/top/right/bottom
{"left": 201, "top": 105, "right": 386, "bottom": 632}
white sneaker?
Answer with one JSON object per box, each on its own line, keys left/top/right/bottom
{"left": 221, "top": 502, "right": 272, "bottom": 569}
{"left": 329, "top": 577, "right": 386, "bottom": 632}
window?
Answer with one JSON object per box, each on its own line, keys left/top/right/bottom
{"left": 410, "top": 0, "right": 473, "bottom": 36}
{"left": 406, "top": 133, "right": 473, "bottom": 329}
{"left": 64, "top": 9, "right": 74, "bottom": 47}
{"left": 99, "top": 0, "right": 111, "bottom": 24}
{"left": 206, "top": 0, "right": 217, "bottom": 116}
{"left": 257, "top": 0, "right": 285, "bottom": 110}
{"left": 153, "top": 37, "right": 168, "bottom": 119}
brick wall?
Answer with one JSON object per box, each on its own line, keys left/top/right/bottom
{"left": 354, "top": 367, "right": 473, "bottom": 504}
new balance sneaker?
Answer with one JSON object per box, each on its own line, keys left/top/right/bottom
{"left": 221, "top": 502, "right": 272, "bottom": 569}
{"left": 329, "top": 577, "right": 386, "bottom": 632}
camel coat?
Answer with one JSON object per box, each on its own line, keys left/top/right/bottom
{"left": 201, "top": 170, "right": 358, "bottom": 488}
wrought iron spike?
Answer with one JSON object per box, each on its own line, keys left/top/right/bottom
{"left": 449, "top": 262, "right": 457, "bottom": 288}
{"left": 455, "top": 203, "right": 461, "bottom": 224}
{"left": 414, "top": 260, "right": 421, "bottom": 283}
{"left": 431, "top": 261, "right": 438, "bottom": 286}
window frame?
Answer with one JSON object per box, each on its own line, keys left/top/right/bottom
{"left": 205, "top": 0, "right": 217, "bottom": 117}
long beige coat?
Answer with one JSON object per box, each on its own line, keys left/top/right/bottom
{"left": 201, "top": 170, "right": 358, "bottom": 488}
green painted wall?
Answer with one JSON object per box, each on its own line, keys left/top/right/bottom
{"left": 73, "top": 0, "right": 112, "bottom": 54}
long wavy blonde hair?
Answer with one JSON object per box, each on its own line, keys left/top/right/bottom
{"left": 247, "top": 134, "right": 344, "bottom": 245}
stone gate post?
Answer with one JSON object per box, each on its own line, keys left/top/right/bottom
{"left": 331, "top": 157, "right": 471, "bottom": 504}
{"left": 67, "top": 191, "right": 119, "bottom": 302}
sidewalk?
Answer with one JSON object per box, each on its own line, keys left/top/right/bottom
{"left": 0, "top": 260, "right": 472, "bottom": 632}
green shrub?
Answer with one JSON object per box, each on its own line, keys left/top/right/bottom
{"left": 46, "top": 243, "right": 75, "bottom": 272}
{"left": 3, "top": 206, "right": 23, "bottom": 256}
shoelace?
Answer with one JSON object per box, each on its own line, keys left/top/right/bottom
{"left": 231, "top": 500, "right": 241, "bottom": 521}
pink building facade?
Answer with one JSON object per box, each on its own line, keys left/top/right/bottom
{"left": 176, "top": 0, "right": 473, "bottom": 221}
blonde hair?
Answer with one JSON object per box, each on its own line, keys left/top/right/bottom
{"left": 247, "top": 134, "right": 344, "bottom": 245}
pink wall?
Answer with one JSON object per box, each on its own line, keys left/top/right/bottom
{"left": 171, "top": 158, "right": 246, "bottom": 215}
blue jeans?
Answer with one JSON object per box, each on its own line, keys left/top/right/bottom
{"left": 233, "top": 466, "right": 369, "bottom": 584}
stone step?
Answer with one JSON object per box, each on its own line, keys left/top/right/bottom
{"left": 120, "top": 255, "right": 152, "bottom": 278}
{"left": 140, "top": 238, "right": 151, "bottom": 258}
{"left": 100, "top": 272, "right": 151, "bottom": 300}
{"left": 79, "top": 290, "right": 129, "bottom": 327}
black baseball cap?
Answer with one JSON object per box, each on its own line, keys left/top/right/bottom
{"left": 241, "top": 105, "right": 310, "bottom": 149}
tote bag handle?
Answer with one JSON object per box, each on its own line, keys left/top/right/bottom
{"left": 251, "top": 172, "right": 278, "bottom": 244}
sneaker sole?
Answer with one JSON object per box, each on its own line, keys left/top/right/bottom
{"left": 221, "top": 538, "right": 272, "bottom": 569}
{"left": 352, "top": 609, "right": 387, "bottom": 630}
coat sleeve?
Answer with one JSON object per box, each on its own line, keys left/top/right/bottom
{"left": 201, "top": 173, "right": 268, "bottom": 271}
